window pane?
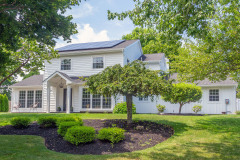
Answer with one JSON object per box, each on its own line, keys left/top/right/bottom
{"left": 35, "top": 90, "right": 42, "bottom": 108}
{"left": 103, "top": 96, "right": 111, "bottom": 109}
{"left": 61, "top": 59, "right": 71, "bottom": 70}
{"left": 93, "top": 57, "right": 103, "bottom": 69}
{"left": 82, "top": 88, "right": 90, "bottom": 108}
{"left": 27, "top": 91, "right": 34, "bottom": 108}
{"left": 209, "top": 89, "right": 219, "bottom": 101}
{"left": 19, "top": 91, "right": 26, "bottom": 108}
{"left": 92, "top": 94, "right": 101, "bottom": 109}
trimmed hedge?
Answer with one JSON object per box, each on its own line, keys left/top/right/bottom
{"left": 0, "top": 94, "right": 9, "bottom": 112}
{"left": 57, "top": 121, "right": 83, "bottom": 137}
{"left": 10, "top": 117, "right": 31, "bottom": 129}
{"left": 64, "top": 126, "right": 95, "bottom": 145}
{"left": 56, "top": 117, "right": 83, "bottom": 127}
{"left": 113, "top": 102, "right": 136, "bottom": 114}
{"left": 97, "top": 127, "right": 125, "bottom": 144}
{"left": 38, "top": 117, "right": 57, "bottom": 128}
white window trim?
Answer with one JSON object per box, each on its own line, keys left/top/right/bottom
{"left": 60, "top": 58, "right": 72, "bottom": 71}
{"left": 18, "top": 89, "right": 43, "bottom": 108}
{"left": 92, "top": 56, "right": 105, "bottom": 70}
{"left": 81, "top": 87, "right": 112, "bottom": 110}
{"left": 208, "top": 89, "right": 220, "bottom": 104}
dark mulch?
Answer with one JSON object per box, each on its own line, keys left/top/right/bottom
{"left": 0, "top": 119, "right": 173, "bottom": 155}
{"left": 161, "top": 113, "right": 204, "bottom": 116}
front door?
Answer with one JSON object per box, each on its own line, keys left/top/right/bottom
{"left": 63, "top": 88, "right": 72, "bottom": 112}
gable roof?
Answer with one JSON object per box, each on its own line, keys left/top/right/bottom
{"left": 57, "top": 40, "right": 138, "bottom": 52}
{"left": 10, "top": 75, "right": 43, "bottom": 87}
{"left": 170, "top": 73, "right": 238, "bottom": 87}
{"left": 138, "top": 53, "right": 164, "bottom": 61}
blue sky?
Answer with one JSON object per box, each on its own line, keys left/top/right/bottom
{"left": 55, "top": 0, "right": 136, "bottom": 48}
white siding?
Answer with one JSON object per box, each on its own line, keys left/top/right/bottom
{"left": 134, "top": 86, "right": 237, "bottom": 114}
{"left": 123, "top": 40, "right": 142, "bottom": 64}
{"left": 44, "top": 52, "right": 124, "bottom": 79}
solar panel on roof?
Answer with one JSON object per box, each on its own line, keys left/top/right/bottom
{"left": 56, "top": 40, "right": 125, "bottom": 51}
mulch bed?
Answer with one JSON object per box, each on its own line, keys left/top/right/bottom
{"left": 0, "top": 119, "right": 174, "bottom": 155}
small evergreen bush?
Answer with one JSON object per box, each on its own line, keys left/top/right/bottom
{"left": 192, "top": 105, "right": 202, "bottom": 114}
{"left": 38, "top": 117, "right": 57, "bottom": 128}
{"left": 113, "top": 102, "right": 136, "bottom": 114}
{"left": 236, "top": 111, "right": 240, "bottom": 115}
{"left": 156, "top": 104, "right": 166, "bottom": 113}
{"left": 10, "top": 117, "right": 31, "bottom": 129}
{"left": 56, "top": 117, "right": 83, "bottom": 126}
{"left": 0, "top": 94, "right": 9, "bottom": 112}
{"left": 64, "top": 126, "right": 96, "bottom": 145}
{"left": 97, "top": 127, "right": 125, "bottom": 144}
{"left": 57, "top": 121, "right": 83, "bottom": 137}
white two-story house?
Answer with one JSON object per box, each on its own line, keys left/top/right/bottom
{"left": 9, "top": 40, "right": 238, "bottom": 114}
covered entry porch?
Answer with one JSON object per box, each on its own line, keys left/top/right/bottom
{"left": 43, "top": 71, "right": 114, "bottom": 113}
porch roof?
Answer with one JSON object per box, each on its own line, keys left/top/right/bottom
{"left": 9, "top": 75, "right": 43, "bottom": 88}
{"left": 43, "top": 71, "right": 88, "bottom": 84}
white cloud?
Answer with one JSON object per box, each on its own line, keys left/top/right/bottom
{"left": 65, "top": 3, "right": 93, "bottom": 19}
{"left": 55, "top": 24, "right": 110, "bottom": 48}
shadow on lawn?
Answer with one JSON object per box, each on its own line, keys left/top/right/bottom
{"left": 193, "top": 116, "right": 240, "bottom": 133}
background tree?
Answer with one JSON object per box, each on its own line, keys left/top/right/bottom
{"left": 171, "top": 1, "right": 240, "bottom": 82}
{"left": 161, "top": 83, "right": 202, "bottom": 114}
{"left": 122, "top": 27, "right": 181, "bottom": 57}
{"left": 0, "top": 38, "right": 58, "bottom": 86}
{"left": 86, "top": 61, "right": 171, "bottom": 123}
{"left": 0, "top": 78, "right": 16, "bottom": 100}
{"left": 0, "top": 0, "right": 83, "bottom": 83}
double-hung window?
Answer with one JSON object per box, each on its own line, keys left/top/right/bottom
{"left": 82, "top": 88, "right": 112, "bottom": 109}
{"left": 61, "top": 59, "right": 71, "bottom": 70}
{"left": 93, "top": 57, "right": 103, "bottom": 69}
{"left": 209, "top": 89, "right": 219, "bottom": 101}
{"left": 139, "top": 96, "right": 148, "bottom": 101}
{"left": 18, "top": 90, "right": 42, "bottom": 108}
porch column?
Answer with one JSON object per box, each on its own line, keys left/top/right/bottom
{"left": 66, "top": 85, "right": 71, "bottom": 114}
{"left": 46, "top": 82, "right": 50, "bottom": 113}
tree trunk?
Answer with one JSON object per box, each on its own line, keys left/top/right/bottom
{"left": 179, "top": 103, "right": 183, "bottom": 114}
{"left": 126, "top": 94, "right": 133, "bottom": 124}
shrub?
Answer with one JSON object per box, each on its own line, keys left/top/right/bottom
{"left": 57, "top": 121, "right": 83, "bottom": 137}
{"left": 113, "top": 102, "right": 136, "bottom": 114}
{"left": 192, "top": 105, "right": 202, "bottom": 114}
{"left": 236, "top": 111, "right": 240, "bottom": 115}
{"left": 38, "top": 117, "right": 57, "bottom": 128}
{"left": 156, "top": 104, "right": 166, "bottom": 113}
{"left": 64, "top": 126, "right": 96, "bottom": 145}
{"left": 56, "top": 117, "right": 83, "bottom": 126}
{"left": 10, "top": 117, "right": 31, "bottom": 129}
{"left": 0, "top": 94, "right": 9, "bottom": 112}
{"left": 97, "top": 127, "right": 125, "bottom": 144}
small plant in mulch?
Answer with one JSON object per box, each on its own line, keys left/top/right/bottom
{"left": 10, "top": 117, "right": 31, "bottom": 129}
{"left": 64, "top": 126, "right": 96, "bottom": 145}
{"left": 97, "top": 127, "right": 125, "bottom": 145}
{"left": 38, "top": 117, "right": 57, "bottom": 128}
{"left": 57, "top": 121, "right": 83, "bottom": 137}
{"left": 156, "top": 104, "right": 166, "bottom": 114}
{"left": 192, "top": 105, "right": 202, "bottom": 114}
{"left": 56, "top": 117, "right": 83, "bottom": 127}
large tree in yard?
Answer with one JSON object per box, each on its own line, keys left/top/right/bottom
{"left": 0, "top": 0, "right": 83, "bottom": 84}
{"left": 86, "top": 61, "right": 171, "bottom": 123}
{"left": 161, "top": 83, "right": 202, "bottom": 114}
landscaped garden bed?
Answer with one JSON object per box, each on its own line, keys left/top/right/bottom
{"left": 0, "top": 119, "right": 173, "bottom": 155}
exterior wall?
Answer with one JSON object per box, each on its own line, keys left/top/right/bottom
{"left": 11, "top": 87, "right": 43, "bottom": 112}
{"left": 123, "top": 40, "right": 142, "bottom": 64}
{"left": 134, "top": 86, "right": 237, "bottom": 114}
{"left": 44, "top": 52, "right": 124, "bottom": 79}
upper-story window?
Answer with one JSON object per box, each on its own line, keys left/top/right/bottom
{"left": 139, "top": 96, "right": 148, "bottom": 101}
{"left": 209, "top": 89, "right": 219, "bottom": 101}
{"left": 61, "top": 59, "right": 71, "bottom": 70}
{"left": 93, "top": 57, "right": 103, "bottom": 69}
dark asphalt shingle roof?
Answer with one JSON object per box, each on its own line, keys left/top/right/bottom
{"left": 138, "top": 53, "right": 164, "bottom": 61}
{"left": 170, "top": 73, "right": 238, "bottom": 86}
{"left": 10, "top": 75, "right": 43, "bottom": 87}
{"left": 57, "top": 40, "right": 139, "bottom": 52}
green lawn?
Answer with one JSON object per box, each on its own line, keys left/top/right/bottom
{"left": 0, "top": 113, "right": 239, "bottom": 160}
